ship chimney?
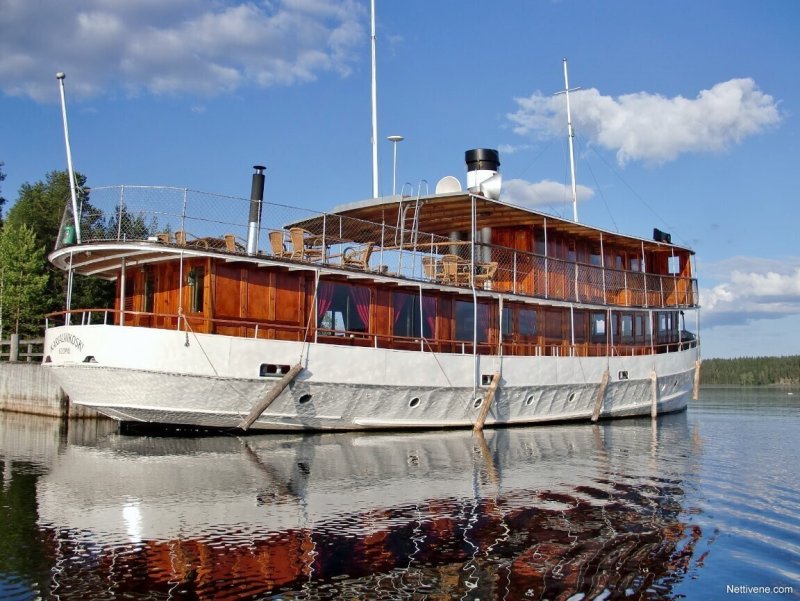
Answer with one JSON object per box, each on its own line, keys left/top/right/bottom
{"left": 246, "top": 165, "right": 266, "bottom": 256}
{"left": 465, "top": 148, "right": 501, "bottom": 200}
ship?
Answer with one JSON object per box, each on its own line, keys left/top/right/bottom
{"left": 42, "top": 142, "right": 700, "bottom": 431}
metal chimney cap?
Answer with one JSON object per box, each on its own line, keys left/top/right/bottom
{"left": 253, "top": 165, "right": 266, "bottom": 172}
{"left": 56, "top": 72, "right": 66, "bottom": 80}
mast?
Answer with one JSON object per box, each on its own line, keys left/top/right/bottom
{"left": 56, "top": 72, "right": 82, "bottom": 242}
{"left": 370, "top": 0, "right": 379, "bottom": 198}
{"left": 562, "top": 58, "right": 579, "bottom": 223}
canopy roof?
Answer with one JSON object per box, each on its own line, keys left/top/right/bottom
{"left": 331, "top": 192, "right": 694, "bottom": 255}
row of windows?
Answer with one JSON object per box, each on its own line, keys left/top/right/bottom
{"left": 316, "top": 281, "right": 682, "bottom": 343}
{"left": 533, "top": 228, "right": 685, "bottom": 275}
{"left": 125, "top": 271, "right": 683, "bottom": 345}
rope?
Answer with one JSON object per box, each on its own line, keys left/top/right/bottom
{"left": 179, "top": 310, "right": 249, "bottom": 404}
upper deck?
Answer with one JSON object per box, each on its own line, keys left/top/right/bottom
{"left": 50, "top": 185, "right": 698, "bottom": 310}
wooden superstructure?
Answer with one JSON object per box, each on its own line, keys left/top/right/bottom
{"left": 53, "top": 189, "right": 698, "bottom": 360}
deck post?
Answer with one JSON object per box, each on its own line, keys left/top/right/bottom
{"left": 473, "top": 372, "right": 501, "bottom": 433}
{"left": 9, "top": 333, "right": 19, "bottom": 362}
{"left": 238, "top": 363, "right": 304, "bottom": 430}
{"left": 591, "top": 368, "right": 609, "bottom": 422}
{"left": 650, "top": 370, "right": 659, "bottom": 419}
{"left": 692, "top": 359, "right": 702, "bottom": 401}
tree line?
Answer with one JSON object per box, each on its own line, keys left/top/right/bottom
{"left": 702, "top": 355, "right": 800, "bottom": 386}
{"left": 0, "top": 163, "right": 114, "bottom": 338}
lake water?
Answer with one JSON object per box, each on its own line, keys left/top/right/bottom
{"left": 1, "top": 388, "right": 798, "bottom": 600}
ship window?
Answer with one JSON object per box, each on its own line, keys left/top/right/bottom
{"left": 473, "top": 397, "right": 483, "bottom": 408}
{"left": 525, "top": 394, "right": 535, "bottom": 406}
{"left": 619, "top": 370, "right": 629, "bottom": 380}
{"left": 409, "top": 397, "right": 420, "bottom": 408}
{"left": 317, "top": 282, "right": 369, "bottom": 334}
{"left": 502, "top": 307, "right": 512, "bottom": 336}
{"left": 298, "top": 393, "right": 312, "bottom": 404}
{"left": 123, "top": 276, "right": 135, "bottom": 312}
{"left": 519, "top": 308, "right": 537, "bottom": 337}
{"left": 635, "top": 314, "right": 644, "bottom": 339}
{"left": 534, "top": 227, "right": 546, "bottom": 255}
{"left": 591, "top": 312, "right": 606, "bottom": 342}
{"left": 393, "top": 291, "right": 435, "bottom": 339}
{"left": 188, "top": 267, "right": 204, "bottom": 313}
{"left": 630, "top": 257, "right": 642, "bottom": 272}
{"left": 621, "top": 315, "right": 633, "bottom": 339}
{"left": 455, "top": 300, "right": 489, "bottom": 343}
{"left": 143, "top": 267, "right": 155, "bottom": 313}
{"left": 589, "top": 247, "right": 602, "bottom": 267}
{"left": 668, "top": 255, "right": 681, "bottom": 275}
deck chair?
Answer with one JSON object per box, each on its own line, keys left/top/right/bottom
{"left": 422, "top": 256, "right": 443, "bottom": 281}
{"left": 269, "top": 231, "right": 289, "bottom": 257}
{"left": 342, "top": 242, "right": 375, "bottom": 271}
{"left": 441, "top": 254, "right": 461, "bottom": 284}
{"left": 224, "top": 234, "right": 237, "bottom": 252}
{"left": 473, "top": 261, "right": 498, "bottom": 288}
{"left": 289, "top": 227, "right": 323, "bottom": 261}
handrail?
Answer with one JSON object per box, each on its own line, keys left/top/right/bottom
{"left": 44, "top": 308, "right": 696, "bottom": 358}
{"left": 55, "top": 186, "right": 699, "bottom": 312}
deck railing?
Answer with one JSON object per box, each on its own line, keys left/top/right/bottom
{"left": 57, "top": 186, "right": 698, "bottom": 310}
{"left": 45, "top": 308, "right": 698, "bottom": 359}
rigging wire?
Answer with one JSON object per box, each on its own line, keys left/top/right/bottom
{"left": 583, "top": 138, "right": 692, "bottom": 248}
{"left": 575, "top": 134, "right": 620, "bottom": 233}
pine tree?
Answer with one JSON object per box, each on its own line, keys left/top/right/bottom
{"left": 0, "top": 224, "right": 50, "bottom": 337}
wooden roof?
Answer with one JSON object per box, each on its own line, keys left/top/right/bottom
{"left": 333, "top": 192, "right": 693, "bottom": 254}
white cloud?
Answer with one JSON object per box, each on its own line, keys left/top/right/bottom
{"left": 700, "top": 257, "right": 800, "bottom": 328}
{"left": 502, "top": 177, "right": 594, "bottom": 209}
{"left": 497, "top": 143, "right": 533, "bottom": 155}
{"left": 0, "top": 0, "right": 365, "bottom": 101}
{"left": 508, "top": 79, "right": 781, "bottom": 165}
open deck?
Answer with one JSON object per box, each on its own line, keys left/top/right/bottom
{"left": 52, "top": 186, "right": 698, "bottom": 310}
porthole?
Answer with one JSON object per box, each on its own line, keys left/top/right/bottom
{"left": 298, "top": 393, "right": 313, "bottom": 404}
{"left": 525, "top": 394, "right": 535, "bottom": 406}
{"left": 260, "top": 363, "right": 291, "bottom": 377}
{"left": 567, "top": 392, "right": 576, "bottom": 403}
{"left": 473, "top": 397, "right": 483, "bottom": 409}
{"left": 409, "top": 397, "right": 420, "bottom": 408}
{"left": 618, "top": 370, "right": 629, "bottom": 380}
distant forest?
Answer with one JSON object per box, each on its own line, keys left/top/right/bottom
{"left": 702, "top": 355, "right": 800, "bottom": 386}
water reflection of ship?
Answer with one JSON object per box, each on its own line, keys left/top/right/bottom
{"left": 36, "top": 414, "right": 701, "bottom": 599}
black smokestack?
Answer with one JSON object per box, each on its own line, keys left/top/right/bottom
{"left": 247, "top": 165, "right": 266, "bottom": 255}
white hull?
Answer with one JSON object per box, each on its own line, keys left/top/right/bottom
{"left": 44, "top": 324, "right": 697, "bottom": 431}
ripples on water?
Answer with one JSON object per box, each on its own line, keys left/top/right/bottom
{"left": 0, "top": 387, "right": 798, "bottom": 600}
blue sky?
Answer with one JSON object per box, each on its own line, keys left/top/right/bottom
{"left": 1, "top": 0, "right": 798, "bottom": 359}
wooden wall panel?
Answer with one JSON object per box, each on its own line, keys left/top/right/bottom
{"left": 246, "top": 269, "right": 271, "bottom": 322}
{"left": 214, "top": 263, "right": 243, "bottom": 318}
{"left": 274, "top": 271, "right": 303, "bottom": 324}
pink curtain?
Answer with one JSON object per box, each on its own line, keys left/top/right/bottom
{"left": 421, "top": 295, "right": 436, "bottom": 336}
{"left": 351, "top": 285, "right": 371, "bottom": 330}
{"left": 393, "top": 293, "right": 409, "bottom": 326}
{"left": 317, "top": 281, "right": 334, "bottom": 326}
